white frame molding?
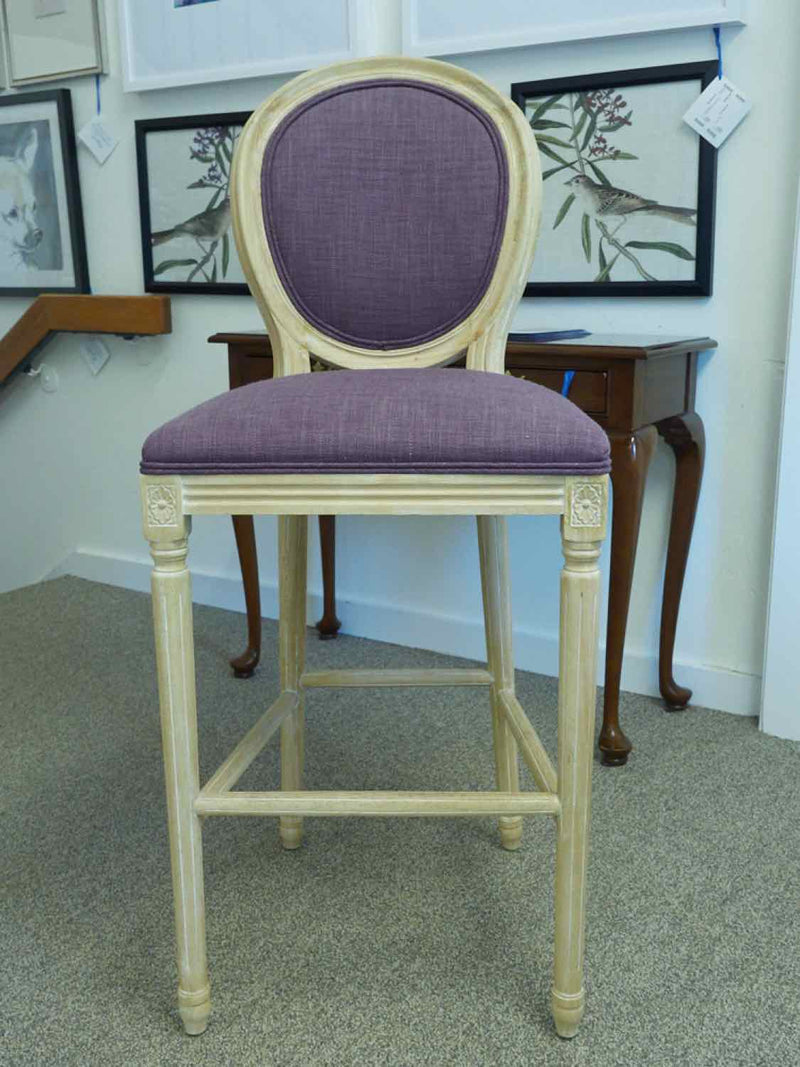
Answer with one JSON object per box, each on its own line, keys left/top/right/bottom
{"left": 401, "top": 0, "right": 747, "bottom": 58}
{"left": 118, "top": 0, "right": 360, "bottom": 93}
{"left": 1, "top": 0, "right": 106, "bottom": 86}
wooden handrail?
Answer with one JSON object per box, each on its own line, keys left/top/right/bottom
{"left": 0, "top": 294, "right": 172, "bottom": 386}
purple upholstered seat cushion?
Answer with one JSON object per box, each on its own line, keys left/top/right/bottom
{"left": 261, "top": 80, "right": 508, "bottom": 350}
{"left": 141, "top": 369, "right": 610, "bottom": 476}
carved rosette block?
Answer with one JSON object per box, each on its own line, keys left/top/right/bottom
{"left": 141, "top": 477, "right": 189, "bottom": 549}
{"left": 564, "top": 477, "right": 608, "bottom": 542}
{"left": 146, "top": 485, "right": 179, "bottom": 527}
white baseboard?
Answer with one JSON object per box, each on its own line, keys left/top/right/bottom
{"left": 49, "top": 549, "right": 761, "bottom": 717}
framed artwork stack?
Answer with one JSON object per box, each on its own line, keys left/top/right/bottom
{"left": 402, "top": 0, "right": 747, "bottom": 57}
{"left": 119, "top": 0, "right": 359, "bottom": 92}
{"left": 1, "top": 0, "right": 106, "bottom": 87}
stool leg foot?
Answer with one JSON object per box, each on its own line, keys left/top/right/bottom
{"left": 499, "top": 816, "right": 523, "bottom": 851}
{"left": 179, "top": 988, "right": 211, "bottom": 1035}
{"left": 551, "top": 989, "right": 584, "bottom": 1039}
{"left": 279, "top": 816, "right": 303, "bottom": 850}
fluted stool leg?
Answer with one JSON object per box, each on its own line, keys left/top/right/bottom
{"left": 477, "top": 515, "right": 522, "bottom": 851}
{"left": 147, "top": 508, "right": 211, "bottom": 1036}
{"left": 552, "top": 517, "right": 603, "bottom": 1038}
{"left": 278, "top": 515, "right": 308, "bottom": 850}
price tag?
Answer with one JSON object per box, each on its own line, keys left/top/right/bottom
{"left": 682, "top": 76, "right": 751, "bottom": 149}
{"left": 77, "top": 117, "right": 118, "bottom": 165}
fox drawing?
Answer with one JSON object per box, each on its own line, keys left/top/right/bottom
{"left": 0, "top": 127, "right": 43, "bottom": 271}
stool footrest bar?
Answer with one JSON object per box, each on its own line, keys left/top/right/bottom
{"left": 498, "top": 689, "right": 558, "bottom": 794}
{"left": 202, "top": 692, "right": 297, "bottom": 795}
{"left": 195, "top": 790, "right": 560, "bottom": 817}
{"left": 301, "top": 668, "right": 493, "bottom": 688}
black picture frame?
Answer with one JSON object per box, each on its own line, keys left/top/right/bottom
{"left": 135, "top": 111, "right": 252, "bottom": 296}
{"left": 510, "top": 62, "right": 718, "bottom": 297}
{"left": 0, "top": 88, "right": 89, "bottom": 296}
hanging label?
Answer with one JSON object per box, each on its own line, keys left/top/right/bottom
{"left": 682, "top": 77, "right": 751, "bottom": 148}
{"left": 77, "top": 117, "right": 118, "bottom": 165}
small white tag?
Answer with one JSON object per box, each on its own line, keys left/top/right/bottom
{"left": 34, "top": 0, "right": 67, "bottom": 17}
{"left": 77, "top": 117, "right": 118, "bottom": 165}
{"left": 682, "top": 76, "right": 751, "bottom": 148}
{"left": 81, "top": 338, "right": 110, "bottom": 376}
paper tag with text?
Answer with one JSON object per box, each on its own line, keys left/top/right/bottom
{"left": 682, "top": 77, "right": 751, "bottom": 148}
{"left": 78, "top": 117, "right": 118, "bottom": 165}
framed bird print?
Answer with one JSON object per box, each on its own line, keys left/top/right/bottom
{"left": 511, "top": 61, "right": 718, "bottom": 296}
{"left": 135, "top": 111, "right": 251, "bottom": 295}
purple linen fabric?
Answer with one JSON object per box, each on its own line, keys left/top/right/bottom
{"left": 261, "top": 80, "right": 508, "bottom": 350}
{"left": 140, "top": 369, "right": 611, "bottom": 476}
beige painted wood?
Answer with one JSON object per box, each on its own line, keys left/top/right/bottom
{"left": 195, "top": 790, "right": 560, "bottom": 819}
{"left": 278, "top": 515, "right": 308, "bottom": 850}
{"left": 230, "top": 56, "right": 542, "bottom": 379}
{"left": 497, "top": 690, "right": 558, "bottom": 795}
{"left": 551, "top": 478, "right": 608, "bottom": 1040}
{"left": 176, "top": 473, "right": 566, "bottom": 517}
{"left": 140, "top": 51, "right": 614, "bottom": 1041}
{"left": 477, "top": 515, "right": 523, "bottom": 850}
{"left": 142, "top": 486, "right": 210, "bottom": 1037}
{"left": 301, "top": 668, "right": 493, "bottom": 688}
{"left": 141, "top": 468, "right": 609, "bottom": 1036}
{"left": 201, "top": 692, "right": 297, "bottom": 796}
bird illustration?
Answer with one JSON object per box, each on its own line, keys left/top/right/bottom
{"left": 151, "top": 197, "right": 231, "bottom": 246}
{"left": 564, "top": 175, "right": 696, "bottom": 226}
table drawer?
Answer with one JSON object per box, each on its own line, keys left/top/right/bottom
{"left": 507, "top": 366, "right": 607, "bottom": 414}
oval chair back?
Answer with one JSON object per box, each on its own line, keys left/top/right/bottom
{"left": 231, "top": 57, "right": 542, "bottom": 376}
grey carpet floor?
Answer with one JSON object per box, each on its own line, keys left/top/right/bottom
{"left": 1, "top": 576, "right": 799, "bottom": 1067}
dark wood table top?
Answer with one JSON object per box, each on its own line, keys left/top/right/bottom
{"left": 209, "top": 331, "right": 718, "bottom": 361}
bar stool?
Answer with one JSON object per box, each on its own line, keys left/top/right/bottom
{"left": 140, "top": 56, "right": 610, "bottom": 1039}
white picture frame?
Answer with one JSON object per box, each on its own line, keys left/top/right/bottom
{"left": 1, "top": 0, "right": 106, "bottom": 86}
{"left": 402, "top": 0, "right": 748, "bottom": 58}
{"left": 118, "top": 0, "right": 360, "bottom": 93}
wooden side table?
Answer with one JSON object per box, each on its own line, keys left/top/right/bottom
{"left": 210, "top": 331, "right": 716, "bottom": 766}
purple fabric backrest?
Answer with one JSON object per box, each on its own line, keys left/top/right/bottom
{"left": 260, "top": 79, "right": 509, "bottom": 352}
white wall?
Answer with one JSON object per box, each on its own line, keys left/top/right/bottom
{"left": 761, "top": 181, "right": 800, "bottom": 741}
{"left": 2, "top": 0, "right": 798, "bottom": 716}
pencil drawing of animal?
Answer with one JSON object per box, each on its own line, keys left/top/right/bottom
{"left": 0, "top": 127, "right": 43, "bottom": 270}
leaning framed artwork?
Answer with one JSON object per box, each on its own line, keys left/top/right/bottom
{"left": 136, "top": 112, "right": 251, "bottom": 295}
{"left": 119, "top": 0, "right": 359, "bottom": 92}
{"left": 402, "top": 1, "right": 746, "bottom": 57}
{"left": 1, "top": 0, "right": 106, "bottom": 86}
{"left": 0, "top": 89, "right": 89, "bottom": 295}
{"left": 511, "top": 62, "right": 718, "bottom": 297}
